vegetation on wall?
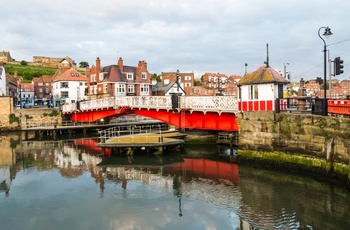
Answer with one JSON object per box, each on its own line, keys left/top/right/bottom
{"left": 9, "top": 113, "right": 20, "bottom": 124}
{"left": 43, "top": 109, "right": 60, "bottom": 117}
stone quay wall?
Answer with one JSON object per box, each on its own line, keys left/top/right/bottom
{"left": 0, "top": 96, "right": 61, "bottom": 131}
{"left": 236, "top": 111, "right": 350, "bottom": 164}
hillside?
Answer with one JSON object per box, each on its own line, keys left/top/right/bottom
{"left": 4, "top": 63, "right": 57, "bottom": 83}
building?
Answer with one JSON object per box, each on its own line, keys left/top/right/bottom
{"left": 6, "top": 73, "right": 18, "bottom": 99}
{"left": 32, "top": 75, "right": 54, "bottom": 105}
{"left": 0, "top": 62, "right": 7, "bottom": 96}
{"left": 152, "top": 78, "right": 185, "bottom": 96}
{"left": 0, "top": 51, "right": 15, "bottom": 63}
{"left": 19, "top": 83, "right": 34, "bottom": 108}
{"left": 32, "top": 56, "right": 75, "bottom": 68}
{"left": 87, "top": 57, "right": 151, "bottom": 99}
{"left": 52, "top": 68, "right": 88, "bottom": 106}
{"left": 201, "top": 72, "right": 229, "bottom": 95}
{"left": 237, "top": 63, "right": 289, "bottom": 110}
{"left": 161, "top": 71, "right": 194, "bottom": 95}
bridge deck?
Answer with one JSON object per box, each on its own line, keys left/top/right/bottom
{"left": 97, "top": 131, "right": 186, "bottom": 148}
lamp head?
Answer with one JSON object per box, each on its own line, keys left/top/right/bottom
{"left": 323, "top": 27, "right": 333, "bottom": 38}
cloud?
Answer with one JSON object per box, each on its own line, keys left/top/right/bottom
{"left": 1, "top": 0, "right": 350, "bottom": 80}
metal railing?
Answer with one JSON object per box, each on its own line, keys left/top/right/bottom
{"left": 62, "top": 95, "right": 239, "bottom": 114}
{"left": 99, "top": 123, "right": 169, "bottom": 142}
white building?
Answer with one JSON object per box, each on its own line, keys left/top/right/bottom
{"left": 52, "top": 68, "right": 87, "bottom": 106}
{"left": 237, "top": 65, "right": 290, "bottom": 111}
{"left": 0, "top": 62, "right": 7, "bottom": 96}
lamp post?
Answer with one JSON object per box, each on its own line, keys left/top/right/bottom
{"left": 19, "top": 79, "right": 22, "bottom": 109}
{"left": 208, "top": 72, "right": 226, "bottom": 96}
{"left": 318, "top": 26, "right": 332, "bottom": 116}
{"left": 176, "top": 69, "right": 180, "bottom": 91}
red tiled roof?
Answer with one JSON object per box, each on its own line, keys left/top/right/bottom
{"left": 53, "top": 68, "right": 87, "bottom": 82}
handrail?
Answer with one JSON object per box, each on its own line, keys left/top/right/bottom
{"left": 62, "top": 95, "right": 239, "bottom": 114}
{"left": 98, "top": 123, "right": 169, "bottom": 142}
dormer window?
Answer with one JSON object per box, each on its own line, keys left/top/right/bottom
{"left": 127, "top": 73, "right": 133, "bottom": 80}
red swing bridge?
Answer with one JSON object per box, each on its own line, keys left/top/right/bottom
{"left": 62, "top": 95, "right": 244, "bottom": 132}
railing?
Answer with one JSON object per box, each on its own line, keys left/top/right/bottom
{"left": 99, "top": 123, "right": 169, "bottom": 142}
{"left": 62, "top": 95, "right": 239, "bottom": 114}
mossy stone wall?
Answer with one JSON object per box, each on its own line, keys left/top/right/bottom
{"left": 236, "top": 111, "right": 350, "bottom": 164}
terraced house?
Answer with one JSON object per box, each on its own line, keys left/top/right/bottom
{"left": 87, "top": 57, "right": 151, "bottom": 99}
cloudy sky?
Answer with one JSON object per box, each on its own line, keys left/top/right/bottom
{"left": 1, "top": 0, "right": 350, "bottom": 81}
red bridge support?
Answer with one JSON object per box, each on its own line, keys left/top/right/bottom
{"left": 68, "top": 107, "right": 239, "bottom": 132}
{"left": 133, "top": 109, "right": 238, "bottom": 131}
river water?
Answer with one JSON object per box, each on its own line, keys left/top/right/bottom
{"left": 0, "top": 133, "right": 349, "bottom": 230}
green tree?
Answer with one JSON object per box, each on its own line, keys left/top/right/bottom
{"left": 20, "top": 60, "right": 28, "bottom": 66}
{"left": 315, "top": 77, "right": 323, "bottom": 85}
{"left": 151, "top": 73, "right": 161, "bottom": 82}
{"left": 79, "top": 61, "right": 89, "bottom": 68}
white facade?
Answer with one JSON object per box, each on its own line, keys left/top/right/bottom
{"left": 240, "top": 83, "right": 287, "bottom": 101}
{"left": 0, "top": 65, "right": 6, "bottom": 96}
{"left": 165, "top": 83, "right": 185, "bottom": 96}
{"left": 53, "top": 81, "right": 87, "bottom": 104}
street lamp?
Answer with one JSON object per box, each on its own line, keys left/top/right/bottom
{"left": 19, "top": 79, "right": 22, "bottom": 109}
{"left": 318, "top": 26, "right": 332, "bottom": 116}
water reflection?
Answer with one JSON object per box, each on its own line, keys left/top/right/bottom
{"left": 0, "top": 134, "right": 349, "bottom": 230}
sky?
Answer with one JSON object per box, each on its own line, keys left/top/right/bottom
{"left": 1, "top": 0, "right": 350, "bottom": 81}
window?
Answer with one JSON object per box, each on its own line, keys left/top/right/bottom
{"left": 46, "top": 83, "right": 50, "bottom": 86}
{"left": 93, "top": 85, "right": 97, "bottom": 94}
{"left": 103, "top": 84, "right": 108, "bottom": 94}
{"left": 140, "top": 84, "right": 149, "bottom": 95}
{"left": 99, "top": 73, "right": 104, "bottom": 81}
{"left": 89, "top": 86, "right": 93, "bottom": 94}
{"left": 38, "top": 83, "right": 43, "bottom": 86}
{"left": 142, "top": 72, "right": 147, "bottom": 80}
{"left": 60, "top": 82, "right": 68, "bottom": 88}
{"left": 39, "top": 88, "right": 43, "bottom": 93}
{"left": 249, "top": 85, "right": 258, "bottom": 100}
{"left": 116, "top": 84, "right": 125, "bottom": 95}
{"left": 91, "top": 74, "right": 96, "bottom": 82}
{"left": 61, "top": 91, "right": 69, "bottom": 98}
{"left": 185, "top": 75, "right": 192, "bottom": 81}
{"left": 254, "top": 85, "right": 259, "bottom": 99}
{"left": 127, "top": 73, "right": 133, "bottom": 80}
{"left": 128, "top": 85, "right": 134, "bottom": 93}
{"left": 185, "top": 83, "right": 191, "bottom": 87}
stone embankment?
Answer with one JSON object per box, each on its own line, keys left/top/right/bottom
{"left": 236, "top": 111, "right": 350, "bottom": 188}
{"left": 0, "top": 96, "right": 61, "bottom": 132}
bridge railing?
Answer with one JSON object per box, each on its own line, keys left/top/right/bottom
{"left": 62, "top": 95, "right": 239, "bottom": 114}
{"left": 180, "top": 96, "right": 238, "bottom": 112}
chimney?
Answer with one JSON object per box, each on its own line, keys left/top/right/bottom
{"left": 96, "top": 57, "right": 101, "bottom": 74}
{"left": 138, "top": 60, "right": 147, "bottom": 70}
{"left": 118, "top": 57, "right": 123, "bottom": 72}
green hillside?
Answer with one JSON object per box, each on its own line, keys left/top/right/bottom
{"left": 4, "top": 63, "right": 56, "bottom": 83}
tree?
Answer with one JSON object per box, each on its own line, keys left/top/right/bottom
{"left": 79, "top": 61, "right": 89, "bottom": 68}
{"left": 315, "top": 77, "right": 323, "bottom": 85}
{"left": 151, "top": 73, "right": 161, "bottom": 82}
{"left": 20, "top": 60, "right": 28, "bottom": 66}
